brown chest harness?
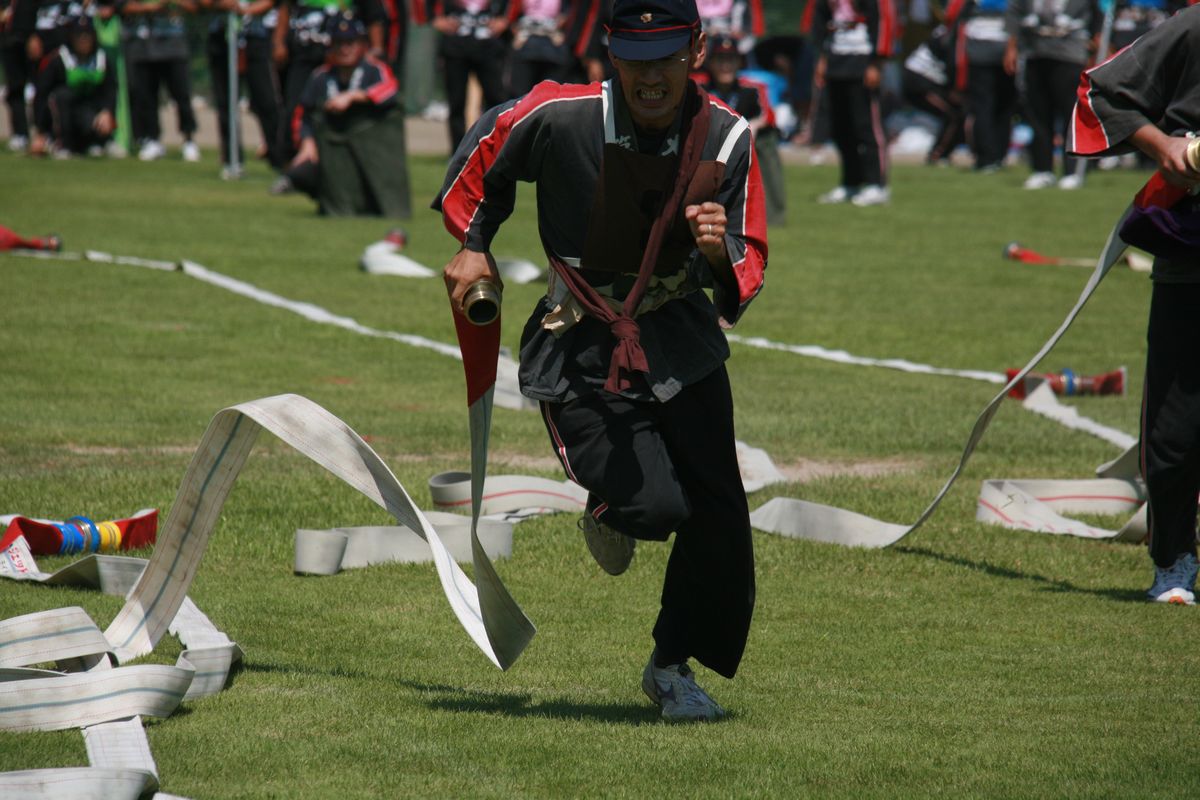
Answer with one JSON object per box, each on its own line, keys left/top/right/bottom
{"left": 542, "top": 81, "right": 723, "bottom": 395}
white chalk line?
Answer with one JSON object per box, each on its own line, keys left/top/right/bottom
{"left": 726, "top": 334, "right": 1135, "bottom": 449}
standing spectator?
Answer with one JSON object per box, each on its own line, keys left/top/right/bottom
{"left": 901, "top": 22, "right": 966, "bottom": 164}
{"left": 2, "top": 0, "right": 33, "bottom": 151}
{"left": 506, "top": 0, "right": 586, "bottom": 96}
{"left": 1006, "top": 0, "right": 1100, "bottom": 189}
{"left": 273, "top": 0, "right": 384, "bottom": 161}
{"left": 1067, "top": 5, "right": 1200, "bottom": 603}
{"left": 379, "top": 0, "right": 414, "bottom": 85}
{"left": 428, "top": 0, "right": 510, "bottom": 152}
{"left": 697, "top": 0, "right": 762, "bottom": 52}
{"left": 32, "top": 14, "right": 116, "bottom": 155}
{"left": 576, "top": 0, "right": 609, "bottom": 82}
{"left": 284, "top": 13, "right": 409, "bottom": 216}
{"left": 946, "top": 0, "right": 1016, "bottom": 172}
{"left": 120, "top": 0, "right": 202, "bottom": 161}
{"left": 201, "top": 0, "right": 285, "bottom": 176}
{"left": 811, "top": 0, "right": 898, "bottom": 205}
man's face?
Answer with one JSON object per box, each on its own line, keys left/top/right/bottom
{"left": 610, "top": 33, "right": 706, "bottom": 131}
{"left": 330, "top": 38, "right": 364, "bottom": 68}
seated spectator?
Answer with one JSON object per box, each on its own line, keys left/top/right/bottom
{"left": 278, "top": 13, "right": 411, "bottom": 217}
{"left": 703, "top": 33, "right": 786, "bottom": 225}
{"left": 31, "top": 15, "right": 116, "bottom": 156}
{"left": 901, "top": 23, "right": 966, "bottom": 165}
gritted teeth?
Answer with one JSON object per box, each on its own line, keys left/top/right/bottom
{"left": 637, "top": 88, "right": 666, "bottom": 100}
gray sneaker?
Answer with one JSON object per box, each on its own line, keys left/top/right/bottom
{"left": 641, "top": 655, "right": 726, "bottom": 722}
{"left": 578, "top": 514, "right": 635, "bottom": 575}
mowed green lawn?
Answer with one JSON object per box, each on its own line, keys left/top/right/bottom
{"left": 2, "top": 150, "right": 1198, "bottom": 799}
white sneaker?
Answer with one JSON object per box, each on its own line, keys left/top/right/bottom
{"left": 220, "top": 164, "right": 244, "bottom": 180}
{"left": 138, "top": 139, "right": 166, "bottom": 161}
{"left": 578, "top": 514, "right": 635, "bottom": 576}
{"left": 816, "top": 185, "right": 854, "bottom": 204}
{"left": 86, "top": 145, "right": 104, "bottom": 158}
{"left": 182, "top": 140, "right": 201, "bottom": 162}
{"left": 851, "top": 184, "right": 890, "bottom": 206}
{"left": 642, "top": 655, "right": 726, "bottom": 722}
{"left": 106, "top": 141, "right": 128, "bottom": 159}
{"left": 1147, "top": 553, "right": 1199, "bottom": 605}
{"left": 1058, "top": 173, "right": 1084, "bottom": 190}
{"left": 1097, "top": 155, "right": 1120, "bottom": 171}
{"left": 7, "top": 135, "right": 28, "bottom": 152}
{"left": 1023, "top": 171, "right": 1055, "bottom": 190}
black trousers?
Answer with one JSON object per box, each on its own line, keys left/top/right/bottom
{"left": 1142, "top": 282, "right": 1200, "bottom": 568}
{"left": 207, "top": 33, "right": 284, "bottom": 169}
{"left": 1021, "top": 57, "right": 1085, "bottom": 175}
{"left": 281, "top": 49, "right": 323, "bottom": 161}
{"left": 966, "top": 62, "right": 1015, "bottom": 169}
{"left": 539, "top": 366, "right": 755, "bottom": 679}
{"left": 2, "top": 42, "right": 30, "bottom": 138}
{"left": 826, "top": 76, "right": 887, "bottom": 188}
{"left": 128, "top": 56, "right": 197, "bottom": 142}
{"left": 509, "top": 57, "right": 569, "bottom": 99}
{"left": 47, "top": 86, "right": 110, "bottom": 152}
{"left": 440, "top": 36, "right": 507, "bottom": 153}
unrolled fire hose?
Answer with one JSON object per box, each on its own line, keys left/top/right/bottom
{"left": 0, "top": 393, "right": 533, "bottom": 798}
{"left": 750, "top": 204, "right": 1137, "bottom": 548}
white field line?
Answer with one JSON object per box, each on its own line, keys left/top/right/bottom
{"left": 726, "top": 334, "right": 1135, "bottom": 449}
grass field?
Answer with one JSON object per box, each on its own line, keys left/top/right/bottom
{"left": 2, "top": 150, "right": 1199, "bottom": 799}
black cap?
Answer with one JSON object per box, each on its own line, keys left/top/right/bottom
{"left": 326, "top": 12, "right": 366, "bottom": 42}
{"left": 606, "top": 0, "right": 699, "bottom": 61}
{"left": 708, "top": 33, "right": 739, "bottom": 57}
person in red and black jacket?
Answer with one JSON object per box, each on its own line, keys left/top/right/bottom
{"left": 436, "top": 0, "right": 766, "bottom": 723}
{"left": 810, "top": 0, "right": 897, "bottom": 205}
{"left": 428, "top": 0, "right": 511, "bottom": 152}
{"left": 944, "top": 0, "right": 1015, "bottom": 172}
{"left": 1067, "top": 4, "right": 1200, "bottom": 605}
{"left": 273, "top": 0, "right": 384, "bottom": 161}
{"left": 282, "top": 13, "right": 410, "bottom": 215}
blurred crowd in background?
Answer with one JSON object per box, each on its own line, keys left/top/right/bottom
{"left": 1, "top": 0, "right": 1191, "bottom": 216}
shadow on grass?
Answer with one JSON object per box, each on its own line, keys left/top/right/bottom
{"left": 402, "top": 680, "right": 659, "bottom": 725}
{"left": 238, "top": 663, "right": 660, "bottom": 724}
{"left": 895, "top": 546, "right": 1146, "bottom": 603}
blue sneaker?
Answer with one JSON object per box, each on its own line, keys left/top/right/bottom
{"left": 1147, "top": 553, "right": 1199, "bottom": 605}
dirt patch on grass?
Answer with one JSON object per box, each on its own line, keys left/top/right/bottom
{"left": 775, "top": 457, "right": 918, "bottom": 484}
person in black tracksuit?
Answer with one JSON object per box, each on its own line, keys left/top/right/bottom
{"left": 810, "top": 0, "right": 896, "bottom": 205}
{"left": 1067, "top": 6, "right": 1200, "bottom": 603}
{"left": 506, "top": 0, "right": 588, "bottom": 96}
{"left": 428, "top": 0, "right": 510, "bottom": 153}
{"left": 2, "top": 0, "right": 33, "bottom": 149}
{"left": 33, "top": 14, "right": 116, "bottom": 153}
{"left": 201, "top": 0, "right": 285, "bottom": 172}
{"left": 1005, "top": 0, "right": 1101, "bottom": 188}
{"left": 119, "top": 0, "right": 201, "bottom": 159}
{"left": 945, "top": 0, "right": 1015, "bottom": 171}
